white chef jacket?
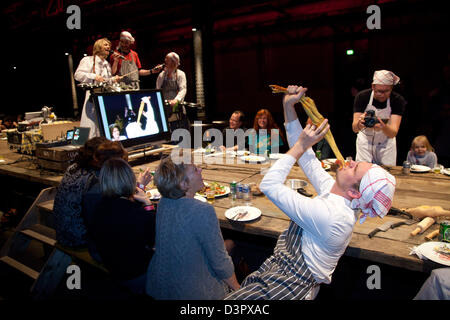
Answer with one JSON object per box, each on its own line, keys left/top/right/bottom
{"left": 259, "top": 119, "right": 358, "bottom": 283}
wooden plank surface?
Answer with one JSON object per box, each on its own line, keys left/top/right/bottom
{"left": 1, "top": 142, "right": 450, "bottom": 272}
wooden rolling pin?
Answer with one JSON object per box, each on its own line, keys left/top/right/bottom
{"left": 425, "top": 230, "right": 439, "bottom": 241}
{"left": 410, "top": 217, "right": 435, "bottom": 236}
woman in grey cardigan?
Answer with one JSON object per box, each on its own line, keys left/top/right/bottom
{"left": 146, "top": 157, "right": 240, "bottom": 299}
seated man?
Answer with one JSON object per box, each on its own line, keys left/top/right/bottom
{"left": 225, "top": 85, "right": 396, "bottom": 300}
{"left": 220, "top": 110, "right": 248, "bottom": 152}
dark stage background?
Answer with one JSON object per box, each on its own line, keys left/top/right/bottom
{"left": 0, "top": 0, "right": 449, "bottom": 165}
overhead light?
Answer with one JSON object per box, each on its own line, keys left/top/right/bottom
{"left": 83, "top": 54, "right": 87, "bottom": 57}
{"left": 192, "top": 28, "right": 197, "bottom": 32}
{"left": 65, "top": 52, "right": 69, "bottom": 56}
{"left": 346, "top": 49, "right": 354, "bottom": 55}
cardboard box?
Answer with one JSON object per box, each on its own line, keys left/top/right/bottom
{"left": 40, "top": 121, "right": 79, "bottom": 141}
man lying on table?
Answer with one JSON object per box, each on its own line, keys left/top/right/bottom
{"left": 225, "top": 85, "right": 396, "bottom": 300}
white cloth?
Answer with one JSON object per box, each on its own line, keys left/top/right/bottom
{"left": 259, "top": 119, "right": 358, "bottom": 284}
{"left": 356, "top": 90, "right": 397, "bottom": 166}
{"left": 372, "top": 70, "right": 400, "bottom": 86}
{"left": 74, "top": 56, "right": 113, "bottom": 138}
{"left": 350, "top": 164, "right": 396, "bottom": 224}
{"left": 120, "top": 31, "right": 135, "bottom": 43}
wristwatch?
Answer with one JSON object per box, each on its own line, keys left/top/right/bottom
{"left": 137, "top": 183, "right": 145, "bottom": 191}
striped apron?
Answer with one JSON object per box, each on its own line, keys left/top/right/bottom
{"left": 225, "top": 222, "right": 317, "bottom": 300}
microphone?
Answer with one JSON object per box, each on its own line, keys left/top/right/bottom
{"left": 109, "top": 50, "right": 125, "bottom": 60}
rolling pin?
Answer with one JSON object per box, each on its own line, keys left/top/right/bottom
{"left": 425, "top": 230, "right": 439, "bottom": 241}
{"left": 410, "top": 217, "right": 435, "bottom": 236}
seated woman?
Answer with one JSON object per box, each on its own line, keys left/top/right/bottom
{"left": 90, "top": 158, "right": 156, "bottom": 295}
{"left": 146, "top": 157, "right": 240, "bottom": 299}
{"left": 247, "top": 109, "right": 286, "bottom": 154}
{"left": 53, "top": 137, "right": 108, "bottom": 248}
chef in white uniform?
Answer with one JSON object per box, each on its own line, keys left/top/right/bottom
{"left": 352, "top": 70, "right": 407, "bottom": 166}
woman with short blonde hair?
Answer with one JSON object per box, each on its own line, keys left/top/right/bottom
{"left": 147, "top": 156, "right": 240, "bottom": 299}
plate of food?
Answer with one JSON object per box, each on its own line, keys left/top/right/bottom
{"left": 146, "top": 188, "right": 161, "bottom": 200}
{"left": 441, "top": 168, "right": 450, "bottom": 176}
{"left": 321, "top": 163, "right": 331, "bottom": 171}
{"left": 197, "top": 182, "right": 230, "bottom": 198}
{"left": 240, "top": 155, "right": 267, "bottom": 163}
{"left": 416, "top": 241, "right": 450, "bottom": 266}
{"left": 410, "top": 165, "right": 431, "bottom": 173}
{"left": 269, "top": 153, "right": 284, "bottom": 160}
{"left": 236, "top": 150, "right": 250, "bottom": 156}
{"left": 225, "top": 206, "right": 262, "bottom": 222}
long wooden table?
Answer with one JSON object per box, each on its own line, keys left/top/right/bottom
{"left": 1, "top": 140, "right": 449, "bottom": 273}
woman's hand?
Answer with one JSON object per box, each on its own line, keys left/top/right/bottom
{"left": 137, "top": 167, "right": 153, "bottom": 188}
{"left": 133, "top": 187, "right": 151, "bottom": 206}
{"left": 95, "top": 75, "right": 105, "bottom": 82}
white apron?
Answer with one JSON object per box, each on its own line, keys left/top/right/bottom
{"left": 355, "top": 91, "right": 396, "bottom": 166}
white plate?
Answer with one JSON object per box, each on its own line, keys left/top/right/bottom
{"left": 240, "top": 155, "right": 266, "bottom": 163}
{"left": 236, "top": 150, "right": 250, "bottom": 156}
{"left": 269, "top": 153, "right": 284, "bottom": 160}
{"left": 225, "top": 206, "right": 262, "bottom": 222}
{"left": 194, "top": 195, "right": 207, "bottom": 202}
{"left": 197, "top": 183, "right": 231, "bottom": 198}
{"left": 410, "top": 165, "right": 431, "bottom": 173}
{"left": 146, "top": 188, "right": 161, "bottom": 200}
{"left": 441, "top": 168, "right": 450, "bottom": 176}
{"left": 322, "top": 158, "right": 337, "bottom": 166}
{"left": 417, "top": 242, "right": 450, "bottom": 266}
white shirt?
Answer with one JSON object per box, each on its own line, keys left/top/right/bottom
{"left": 74, "top": 55, "right": 112, "bottom": 83}
{"left": 259, "top": 119, "right": 357, "bottom": 283}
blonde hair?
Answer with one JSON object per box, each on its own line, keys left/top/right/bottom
{"left": 154, "top": 157, "right": 190, "bottom": 199}
{"left": 92, "top": 38, "right": 111, "bottom": 56}
{"left": 411, "top": 135, "right": 434, "bottom": 152}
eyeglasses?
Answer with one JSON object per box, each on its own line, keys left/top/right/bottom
{"left": 373, "top": 89, "right": 391, "bottom": 94}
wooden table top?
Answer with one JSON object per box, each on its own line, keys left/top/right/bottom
{"left": 1, "top": 141, "right": 449, "bottom": 272}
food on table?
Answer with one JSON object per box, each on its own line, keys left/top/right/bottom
{"left": 198, "top": 182, "right": 228, "bottom": 197}
{"left": 433, "top": 243, "right": 450, "bottom": 258}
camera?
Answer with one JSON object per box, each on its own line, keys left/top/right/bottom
{"left": 364, "top": 110, "right": 379, "bottom": 128}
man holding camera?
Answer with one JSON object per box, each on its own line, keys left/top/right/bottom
{"left": 352, "top": 70, "right": 406, "bottom": 166}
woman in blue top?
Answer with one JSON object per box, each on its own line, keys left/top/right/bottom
{"left": 248, "top": 109, "right": 286, "bottom": 154}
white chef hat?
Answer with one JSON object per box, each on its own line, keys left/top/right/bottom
{"left": 372, "top": 70, "right": 400, "bottom": 86}
{"left": 166, "top": 52, "right": 180, "bottom": 67}
{"left": 351, "top": 164, "right": 396, "bottom": 224}
{"left": 120, "top": 31, "right": 135, "bottom": 43}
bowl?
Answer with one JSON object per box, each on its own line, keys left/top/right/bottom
{"left": 285, "top": 179, "right": 307, "bottom": 190}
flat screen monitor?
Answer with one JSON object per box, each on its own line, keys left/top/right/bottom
{"left": 92, "top": 89, "right": 170, "bottom": 148}
{"left": 72, "top": 127, "right": 90, "bottom": 146}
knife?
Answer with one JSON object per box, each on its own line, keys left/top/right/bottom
{"left": 368, "top": 221, "right": 396, "bottom": 238}
{"left": 387, "top": 207, "right": 413, "bottom": 220}
{"left": 390, "top": 219, "right": 417, "bottom": 229}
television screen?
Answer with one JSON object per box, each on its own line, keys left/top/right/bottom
{"left": 92, "top": 89, "right": 170, "bottom": 148}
